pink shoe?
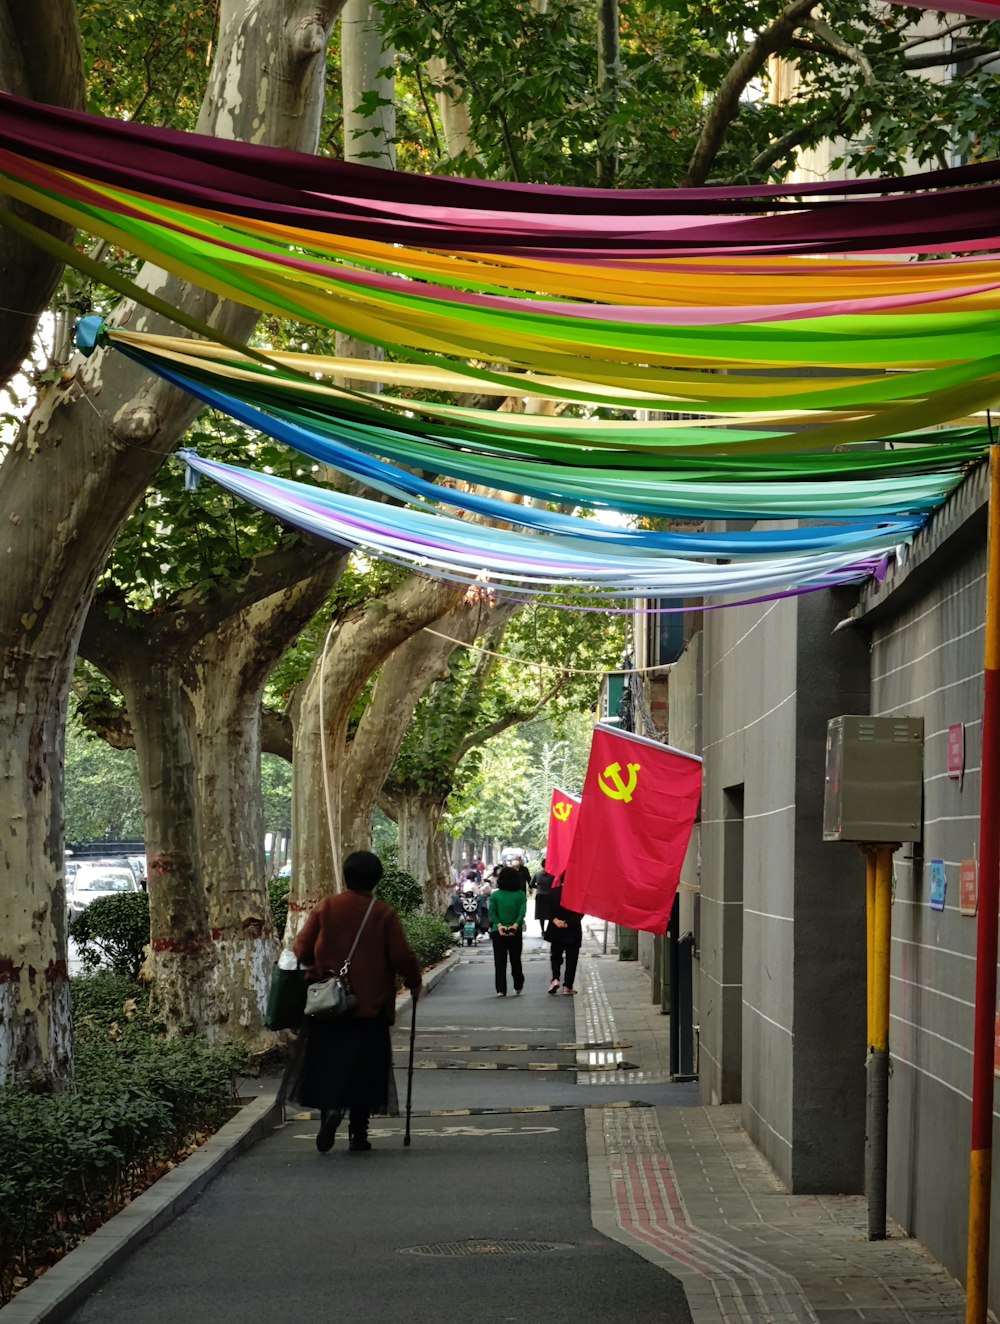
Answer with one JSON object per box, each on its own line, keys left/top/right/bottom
{"left": 548, "top": 978, "right": 560, "bottom": 995}
{"left": 561, "top": 986, "right": 577, "bottom": 996}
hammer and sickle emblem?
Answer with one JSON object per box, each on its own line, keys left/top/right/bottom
{"left": 598, "top": 761, "right": 640, "bottom": 803}
{"left": 553, "top": 801, "right": 573, "bottom": 822}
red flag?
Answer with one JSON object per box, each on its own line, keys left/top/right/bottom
{"left": 545, "top": 787, "right": 581, "bottom": 879}
{"left": 561, "top": 725, "right": 702, "bottom": 934}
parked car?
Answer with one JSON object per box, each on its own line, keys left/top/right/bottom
{"left": 276, "top": 860, "right": 292, "bottom": 879}
{"left": 67, "top": 861, "right": 142, "bottom": 920}
{"left": 125, "top": 854, "right": 148, "bottom": 888}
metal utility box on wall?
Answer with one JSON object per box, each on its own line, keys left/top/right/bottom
{"left": 823, "top": 715, "right": 924, "bottom": 843}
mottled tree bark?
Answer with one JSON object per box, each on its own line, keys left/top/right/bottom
{"left": 0, "top": 0, "right": 346, "bottom": 1082}
{"left": 80, "top": 546, "right": 345, "bottom": 1042}
{"left": 287, "top": 576, "right": 465, "bottom": 935}
{"left": 339, "top": 601, "right": 504, "bottom": 858}
{"left": 341, "top": 0, "right": 396, "bottom": 168}
{"left": 426, "top": 56, "right": 476, "bottom": 161}
{"left": 384, "top": 787, "right": 450, "bottom": 909}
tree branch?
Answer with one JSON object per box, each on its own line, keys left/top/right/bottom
{"left": 682, "top": 0, "right": 820, "bottom": 187}
{"left": 72, "top": 675, "right": 136, "bottom": 750}
{"left": 455, "top": 679, "right": 565, "bottom": 764}
{"left": 747, "top": 104, "right": 845, "bottom": 179}
{"left": 801, "top": 17, "right": 874, "bottom": 84}
{"left": 413, "top": 0, "right": 522, "bottom": 179}
{"left": 169, "top": 536, "right": 345, "bottom": 643}
{"left": 261, "top": 708, "right": 293, "bottom": 761}
{"left": 897, "top": 17, "right": 979, "bottom": 50}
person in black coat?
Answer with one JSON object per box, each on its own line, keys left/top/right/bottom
{"left": 508, "top": 855, "right": 531, "bottom": 894}
{"left": 545, "top": 872, "right": 583, "bottom": 996}
{"left": 531, "top": 856, "right": 555, "bottom": 937}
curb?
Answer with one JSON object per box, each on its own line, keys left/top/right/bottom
{"left": 0, "top": 1094, "right": 281, "bottom": 1324}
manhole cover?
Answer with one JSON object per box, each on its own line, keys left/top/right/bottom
{"left": 399, "top": 1239, "right": 572, "bottom": 1257}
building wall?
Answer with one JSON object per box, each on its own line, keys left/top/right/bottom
{"left": 789, "top": 589, "right": 869, "bottom": 1193}
{"left": 699, "top": 596, "right": 798, "bottom": 1180}
{"left": 670, "top": 630, "right": 703, "bottom": 953}
{"left": 866, "top": 539, "right": 987, "bottom": 1283}
{"left": 696, "top": 586, "right": 870, "bottom": 1191}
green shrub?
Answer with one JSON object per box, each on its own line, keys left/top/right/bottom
{"left": 268, "top": 877, "right": 290, "bottom": 937}
{"left": 70, "top": 971, "right": 158, "bottom": 1033}
{"left": 402, "top": 912, "right": 454, "bottom": 968}
{"left": 0, "top": 975, "right": 244, "bottom": 1306}
{"left": 69, "top": 892, "right": 150, "bottom": 979}
{"left": 377, "top": 865, "right": 423, "bottom": 917}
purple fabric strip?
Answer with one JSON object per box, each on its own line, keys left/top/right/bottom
{"left": 3, "top": 94, "right": 1000, "bottom": 255}
{"left": 4, "top": 90, "right": 1000, "bottom": 215}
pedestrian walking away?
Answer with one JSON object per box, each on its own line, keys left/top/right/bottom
{"left": 508, "top": 853, "right": 531, "bottom": 894}
{"left": 489, "top": 866, "right": 527, "bottom": 997}
{"left": 531, "top": 855, "right": 555, "bottom": 937}
{"left": 545, "top": 871, "right": 583, "bottom": 996}
{"left": 292, "top": 850, "right": 422, "bottom": 1153}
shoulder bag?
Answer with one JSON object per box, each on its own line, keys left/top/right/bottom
{"left": 304, "top": 895, "right": 377, "bottom": 1020}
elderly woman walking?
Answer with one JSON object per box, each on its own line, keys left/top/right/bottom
{"left": 293, "top": 851, "right": 422, "bottom": 1154}
{"left": 488, "top": 866, "right": 527, "bottom": 997}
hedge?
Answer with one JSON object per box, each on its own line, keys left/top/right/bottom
{"left": 0, "top": 974, "right": 244, "bottom": 1306}
{"left": 401, "top": 912, "right": 454, "bottom": 968}
{"left": 69, "top": 892, "right": 150, "bottom": 980}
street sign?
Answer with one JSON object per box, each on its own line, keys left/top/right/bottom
{"left": 960, "top": 859, "right": 979, "bottom": 916}
{"left": 948, "top": 723, "right": 965, "bottom": 783}
{"left": 929, "top": 858, "right": 947, "bottom": 912}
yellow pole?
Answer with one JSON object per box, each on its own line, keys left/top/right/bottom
{"left": 867, "top": 843, "right": 894, "bottom": 1239}
{"left": 871, "top": 847, "right": 892, "bottom": 1053}
{"left": 865, "top": 847, "right": 876, "bottom": 1047}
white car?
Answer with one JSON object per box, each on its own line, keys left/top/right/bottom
{"left": 68, "top": 862, "right": 142, "bottom": 920}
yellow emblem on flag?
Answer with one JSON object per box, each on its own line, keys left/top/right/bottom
{"left": 553, "top": 801, "right": 574, "bottom": 822}
{"left": 597, "top": 761, "right": 640, "bottom": 804}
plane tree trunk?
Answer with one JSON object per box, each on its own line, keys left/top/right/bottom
{"left": 0, "top": 0, "right": 345, "bottom": 1084}
{"left": 287, "top": 575, "right": 465, "bottom": 936}
{"left": 79, "top": 544, "right": 346, "bottom": 1040}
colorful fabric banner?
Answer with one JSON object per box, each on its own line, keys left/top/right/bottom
{"left": 10, "top": 94, "right": 1000, "bottom": 608}
{"left": 545, "top": 788, "right": 582, "bottom": 879}
{"left": 177, "top": 452, "right": 902, "bottom": 602}
{"left": 560, "top": 726, "right": 702, "bottom": 933}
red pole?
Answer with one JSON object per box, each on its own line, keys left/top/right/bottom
{"left": 967, "top": 446, "right": 1000, "bottom": 1322}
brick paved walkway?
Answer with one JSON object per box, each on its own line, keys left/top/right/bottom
{"left": 577, "top": 947, "right": 970, "bottom": 1324}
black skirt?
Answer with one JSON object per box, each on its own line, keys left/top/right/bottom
{"left": 291, "top": 1012, "right": 399, "bottom": 1116}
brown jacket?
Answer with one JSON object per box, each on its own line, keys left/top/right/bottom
{"left": 293, "top": 889, "right": 421, "bottom": 1023}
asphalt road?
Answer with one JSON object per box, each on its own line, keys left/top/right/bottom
{"left": 66, "top": 936, "right": 693, "bottom": 1323}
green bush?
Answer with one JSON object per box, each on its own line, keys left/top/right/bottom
{"left": 69, "top": 892, "right": 150, "bottom": 979}
{"left": 268, "top": 877, "right": 290, "bottom": 938}
{"left": 402, "top": 912, "right": 454, "bottom": 968}
{"left": 377, "top": 865, "right": 423, "bottom": 917}
{"left": 0, "top": 974, "right": 244, "bottom": 1306}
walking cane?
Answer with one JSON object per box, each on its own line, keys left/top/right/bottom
{"left": 404, "top": 994, "right": 417, "bottom": 1147}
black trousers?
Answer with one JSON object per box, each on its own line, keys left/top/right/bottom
{"left": 550, "top": 935, "right": 581, "bottom": 989}
{"left": 491, "top": 930, "right": 524, "bottom": 994}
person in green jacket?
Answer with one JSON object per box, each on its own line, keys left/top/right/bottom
{"left": 488, "top": 867, "right": 527, "bottom": 997}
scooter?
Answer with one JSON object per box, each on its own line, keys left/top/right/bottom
{"left": 460, "top": 890, "right": 481, "bottom": 946}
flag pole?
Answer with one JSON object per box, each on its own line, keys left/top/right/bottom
{"left": 967, "top": 445, "right": 1000, "bottom": 1322}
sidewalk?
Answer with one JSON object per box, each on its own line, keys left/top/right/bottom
{"left": 2, "top": 935, "right": 972, "bottom": 1324}
{"left": 577, "top": 942, "right": 969, "bottom": 1324}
